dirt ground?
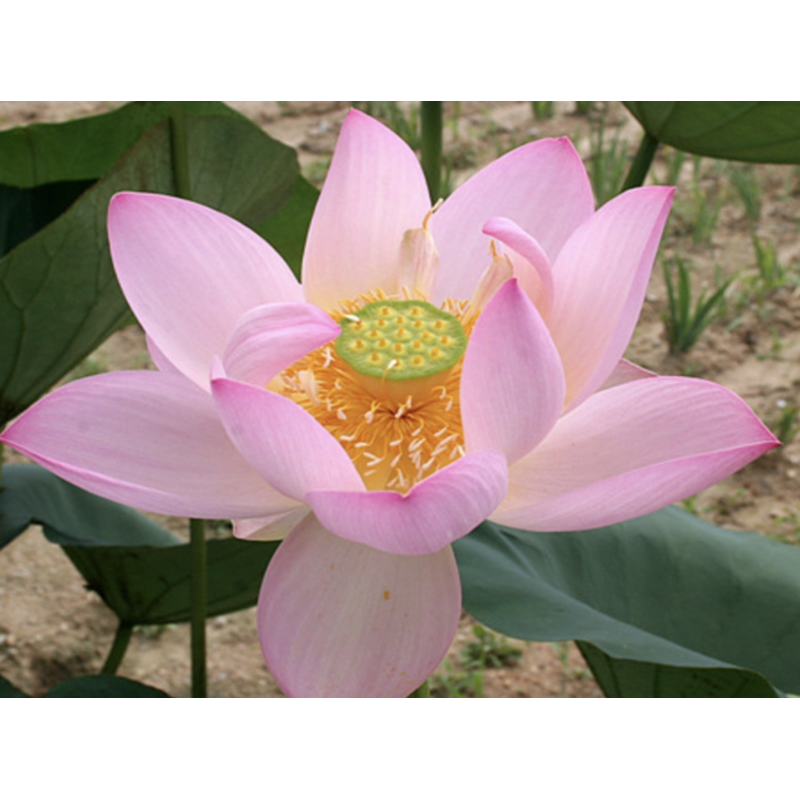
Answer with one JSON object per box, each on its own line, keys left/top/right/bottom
{"left": 1, "top": 101, "right": 798, "bottom": 698}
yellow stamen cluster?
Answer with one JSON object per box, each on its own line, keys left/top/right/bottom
{"left": 277, "top": 290, "right": 473, "bottom": 493}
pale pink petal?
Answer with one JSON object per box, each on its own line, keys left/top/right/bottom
{"left": 146, "top": 335, "right": 180, "bottom": 375}
{"left": 461, "top": 280, "right": 565, "bottom": 464}
{"left": 108, "top": 192, "right": 302, "bottom": 390}
{"left": 258, "top": 515, "right": 461, "bottom": 697}
{"left": 493, "top": 377, "right": 779, "bottom": 531}
{"left": 222, "top": 303, "right": 340, "bottom": 387}
{"left": 307, "top": 451, "right": 507, "bottom": 555}
{"left": 302, "top": 110, "right": 431, "bottom": 310}
{"left": 598, "top": 359, "right": 656, "bottom": 392}
{"left": 233, "top": 508, "right": 311, "bottom": 541}
{"left": 1, "top": 372, "right": 299, "bottom": 519}
{"left": 211, "top": 374, "right": 364, "bottom": 500}
{"left": 546, "top": 186, "right": 674, "bottom": 407}
{"left": 430, "top": 137, "right": 594, "bottom": 304}
{"left": 482, "top": 217, "right": 554, "bottom": 315}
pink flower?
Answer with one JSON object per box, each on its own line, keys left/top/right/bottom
{"left": 1, "top": 110, "right": 778, "bottom": 697}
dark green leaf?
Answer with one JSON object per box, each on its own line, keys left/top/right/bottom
{"left": 624, "top": 102, "right": 800, "bottom": 163}
{"left": 0, "top": 464, "right": 278, "bottom": 625}
{"left": 0, "top": 101, "right": 245, "bottom": 188}
{"left": 454, "top": 506, "right": 800, "bottom": 697}
{"left": 0, "top": 180, "right": 94, "bottom": 258}
{"left": 45, "top": 675, "right": 169, "bottom": 698}
{"left": 577, "top": 641, "right": 777, "bottom": 698}
{"left": 254, "top": 175, "right": 318, "bottom": 278}
{"left": 0, "top": 464, "right": 179, "bottom": 549}
{"left": 0, "top": 110, "right": 299, "bottom": 424}
{"left": 0, "top": 674, "right": 29, "bottom": 697}
{"left": 63, "top": 537, "right": 279, "bottom": 626}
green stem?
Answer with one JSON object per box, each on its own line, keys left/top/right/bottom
{"left": 169, "top": 108, "right": 192, "bottom": 200}
{"left": 101, "top": 623, "right": 133, "bottom": 675}
{"left": 190, "top": 517, "right": 207, "bottom": 698}
{"left": 420, "top": 102, "right": 443, "bottom": 203}
{"left": 0, "top": 440, "right": 4, "bottom": 490}
{"left": 621, "top": 131, "right": 659, "bottom": 192}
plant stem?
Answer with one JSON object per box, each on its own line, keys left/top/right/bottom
{"left": 621, "top": 130, "right": 659, "bottom": 192}
{"left": 169, "top": 107, "right": 192, "bottom": 200}
{"left": 101, "top": 623, "right": 133, "bottom": 675}
{"left": 190, "top": 517, "right": 207, "bottom": 698}
{"left": 420, "top": 102, "right": 443, "bottom": 204}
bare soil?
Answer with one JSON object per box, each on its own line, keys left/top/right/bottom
{"left": 1, "top": 101, "right": 798, "bottom": 698}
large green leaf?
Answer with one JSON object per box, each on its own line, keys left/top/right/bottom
{"left": 624, "top": 102, "right": 800, "bottom": 163}
{"left": 0, "top": 670, "right": 168, "bottom": 697}
{"left": 0, "top": 464, "right": 278, "bottom": 625}
{"left": 63, "top": 537, "right": 278, "bottom": 626}
{"left": 0, "top": 107, "right": 300, "bottom": 424}
{"left": 0, "top": 463, "right": 177, "bottom": 549}
{"left": 45, "top": 675, "right": 169, "bottom": 698}
{"left": 254, "top": 174, "right": 319, "bottom": 280}
{"left": 0, "top": 674, "right": 29, "bottom": 697}
{"left": 576, "top": 642, "right": 777, "bottom": 698}
{"left": 0, "top": 101, "right": 244, "bottom": 188}
{"left": 453, "top": 506, "right": 800, "bottom": 697}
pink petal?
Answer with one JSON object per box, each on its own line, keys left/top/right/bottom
{"left": 222, "top": 302, "right": 340, "bottom": 387}
{"left": 482, "top": 217, "right": 554, "bottom": 315}
{"left": 1, "top": 371, "right": 299, "bottom": 519}
{"left": 493, "top": 377, "right": 779, "bottom": 531}
{"left": 307, "top": 451, "right": 508, "bottom": 555}
{"left": 598, "top": 359, "right": 656, "bottom": 392}
{"left": 430, "top": 137, "right": 594, "bottom": 304}
{"left": 461, "top": 280, "right": 565, "bottom": 463}
{"left": 258, "top": 515, "right": 462, "bottom": 697}
{"left": 302, "top": 110, "right": 431, "bottom": 310}
{"left": 146, "top": 335, "right": 180, "bottom": 375}
{"left": 211, "top": 373, "right": 364, "bottom": 500}
{"left": 108, "top": 192, "right": 302, "bottom": 390}
{"left": 233, "top": 508, "right": 311, "bottom": 541}
{"left": 546, "top": 186, "right": 674, "bottom": 407}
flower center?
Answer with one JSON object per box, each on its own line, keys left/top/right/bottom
{"left": 276, "top": 294, "right": 472, "bottom": 493}
{"left": 334, "top": 299, "right": 468, "bottom": 407}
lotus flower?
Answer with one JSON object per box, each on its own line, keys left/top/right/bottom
{"left": 1, "top": 110, "right": 778, "bottom": 697}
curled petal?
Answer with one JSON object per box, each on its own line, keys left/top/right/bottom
{"left": 431, "top": 137, "right": 594, "bottom": 304}
{"left": 1, "top": 371, "right": 298, "bottom": 519}
{"left": 258, "top": 515, "right": 462, "bottom": 697}
{"left": 461, "top": 280, "right": 566, "bottom": 464}
{"left": 547, "top": 186, "right": 674, "bottom": 407}
{"left": 108, "top": 192, "right": 302, "bottom": 390}
{"left": 307, "top": 451, "right": 508, "bottom": 555}
{"left": 211, "top": 372, "right": 364, "bottom": 500}
{"left": 223, "top": 302, "right": 340, "bottom": 387}
{"left": 302, "top": 110, "right": 431, "bottom": 310}
{"left": 493, "top": 377, "right": 779, "bottom": 531}
{"left": 482, "top": 217, "right": 554, "bottom": 315}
